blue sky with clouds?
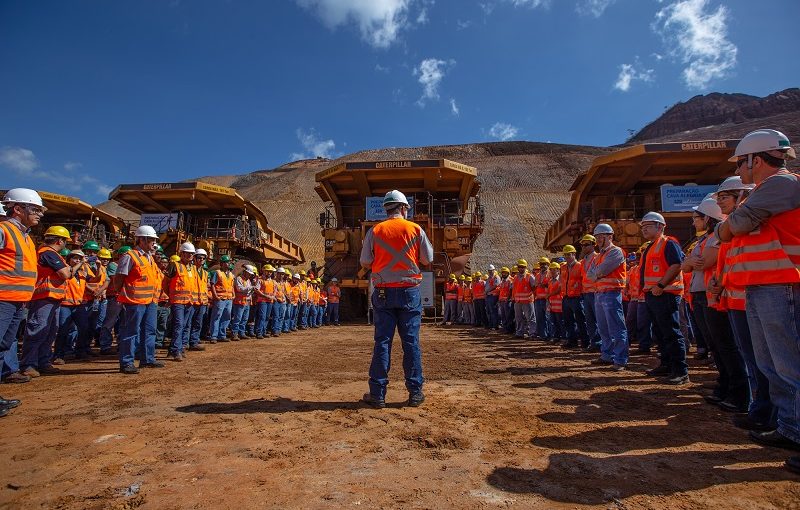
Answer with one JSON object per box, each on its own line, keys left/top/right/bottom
{"left": 1, "top": 0, "right": 798, "bottom": 203}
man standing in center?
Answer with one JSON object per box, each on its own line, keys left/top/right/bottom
{"left": 360, "top": 190, "right": 433, "bottom": 409}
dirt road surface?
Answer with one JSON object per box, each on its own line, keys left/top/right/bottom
{"left": 1, "top": 324, "right": 798, "bottom": 509}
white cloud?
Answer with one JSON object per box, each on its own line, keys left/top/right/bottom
{"left": 289, "top": 128, "right": 338, "bottom": 161}
{"left": 295, "top": 0, "right": 412, "bottom": 49}
{"left": 613, "top": 60, "right": 655, "bottom": 92}
{"left": 456, "top": 19, "right": 472, "bottom": 30}
{"left": 576, "top": 0, "right": 615, "bottom": 17}
{"left": 374, "top": 63, "right": 390, "bottom": 73}
{"left": 506, "top": 0, "right": 551, "bottom": 8}
{"left": 488, "top": 122, "right": 519, "bottom": 141}
{"left": 653, "top": 0, "right": 737, "bottom": 89}
{"left": 0, "top": 146, "right": 112, "bottom": 198}
{"left": 413, "top": 58, "right": 455, "bottom": 106}
{"left": 416, "top": 0, "right": 432, "bottom": 24}
{"left": 450, "top": 98, "right": 460, "bottom": 116}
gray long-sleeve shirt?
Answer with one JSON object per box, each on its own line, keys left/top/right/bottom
{"left": 587, "top": 244, "right": 625, "bottom": 280}
{"left": 360, "top": 218, "right": 434, "bottom": 284}
{"left": 719, "top": 171, "right": 800, "bottom": 236}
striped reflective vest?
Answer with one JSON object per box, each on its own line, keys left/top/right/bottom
{"left": 642, "top": 235, "right": 684, "bottom": 295}
{"left": 117, "top": 249, "right": 158, "bottom": 305}
{"left": 327, "top": 284, "right": 340, "bottom": 303}
{"left": 512, "top": 273, "right": 534, "bottom": 303}
{"left": 32, "top": 246, "right": 67, "bottom": 301}
{"left": 463, "top": 285, "right": 473, "bottom": 303}
{"left": 534, "top": 272, "right": 550, "bottom": 300}
{"left": 169, "top": 263, "right": 196, "bottom": 305}
{"left": 0, "top": 220, "right": 37, "bottom": 302}
{"left": 457, "top": 284, "right": 464, "bottom": 302}
{"left": 319, "top": 290, "right": 328, "bottom": 306}
{"left": 627, "top": 264, "right": 643, "bottom": 302}
{"left": 726, "top": 208, "right": 800, "bottom": 287}
{"left": 561, "top": 261, "right": 583, "bottom": 298}
{"left": 594, "top": 246, "right": 626, "bottom": 292}
{"left": 214, "top": 271, "right": 234, "bottom": 300}
{"left": 288, "top": 282, "right": 301, "bottom": 305}
{"left": 233, "top": 276, "right": 253, "bottom": 306}
{"left": 63, "top": 267, "right": 89, "bottom": 306}
{"left": 194, "top": 267, "right": 209, "bottom": 305}
{"left": 83, "top": 264, "right": 107, "bottom": 303}
{"left": 444, "top": 282, "right": 458, "bottom": 300}
{"left": 716, "top": 242, "right": 745, "bottom": 311}
{"left": 498, "top": 278, "right": 512, "bottom": 300}
{"left": 256, "top": 278, "right": 276, "bottom": 303}
{"left": 581, "top": 252, "right": 597, "bottom": 294}
{"left": 472, "top": 279, "right": 486, "bottom": 299}
{"left": 369, "top": 218, "right": 423, "bottom": 288}
{"left": 548, "top": 277, "right": 562, "bottom": 313}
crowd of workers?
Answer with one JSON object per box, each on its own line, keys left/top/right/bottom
{"left": 441, "top": 129, "right": 799, "bottom": 474}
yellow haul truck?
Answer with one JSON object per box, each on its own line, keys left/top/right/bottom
{"left": 315, "top": 159, "right": 483, "bottom": 318}
{"left": 544, "top": 139, "right": 739, "bottom": 253}
{"left": 109, "top": 181, "right": 304, "bottom": 266}
{"left": 0, "top": 189, "right": 128, "bottom": 249}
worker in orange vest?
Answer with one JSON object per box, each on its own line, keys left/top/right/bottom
{"left": 472, "top": 272, "right": 487, "bottom": 327}
{"left": 359, "top": 190, "right": 433, "bottom": 409}
{"left": 560, "top": 245, "right": 587, "bottom": 349}
{"left": 187, "top": 248, "right": 209, "bottom": 350}
{"left": 586, "top": 223, "right": 628, "bottom": 371}
{"left": 53, "top": 250, "right": 101, "bottom": 363}
{"left": 547, "top": 262, "right": 564, "bottom": 340}
{"left": 272, "top": 267, "right": 288, "bottom": 335}
{"left": 579, "top": 235, "right": 601, "bottom": 351}
{"left": 232, "top": 265, "right": 257, "bottom": 338}
{"left": 442, "top": 274, "right": 459, "bottom": 325}
{"left": 456, "top": 274, "right": 466, "bottom": 324}
{"left": 495, "top": 267, "right": 514, "bottom": 333}
{"left": 624, "top": 247, "right": 654, "bottom": 354}
{"left": 533, "top": 257, "right": 551, "bottom": 340}
{"left": 462, "top": 276, "right": 474, "bottom": 325}
{"left": 112, "top": 225, "right": 163, "bottom": 374}
{"left": 209, "top": 255, "right": 235, "bottom": 342}
{"left": 512, "top": 259, "right": 536, "bottom": 339}
{"left": 325, "top": 277, "right": 341, "bottom": 326}
{"left": 484, "top": 265, "right": 501, "bottom": 330}
{"left": 715, "top": 129, "right": 800, "bottom": 459}
{"left": 154, "top": 253, "right": 171, "bottom": 348}
{"left": 165, "top": 242, "right": 198, "bottom": 360}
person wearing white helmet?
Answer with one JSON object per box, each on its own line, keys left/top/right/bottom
{"left": 584, "top": 223, "right": 629, "bottom": 370}
{"left": 230, "top": 265, "right": 256, "bottom": 340}
{"left": 112, "top": 224, "right": 163, "bottom": 373}
{"left": 209, "top": 255, "right": 236, "bottom": 342}
{"left": 485, "top": 265, "right": 501, "bottom": 330}
{"left": 359, "top": 189, "right": 433, "bottom": 409}
{"left": 164, "top": 241, "right": 198, "bottom": 360}
{"left": 715, "top": 129, "right": 800, "bottom": 457}
{"left": 325, "top": 277, "right": 341, "bottom": 326}
{"left": 639, "top": 211, "right": 689, "bottom": 384}
{"left": 187, "top": 248, "right": 209, "bottom": 351}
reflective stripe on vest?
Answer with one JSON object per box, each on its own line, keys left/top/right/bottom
{"left": 370, "top": 218, "right": 423, "bottom": 288}
{"left": 256, "top": 278, "right": 276, "bottom": 303}
{"left": 444, "top": 282, "right": 458, "bottom": 300}
{"left": 726, "top": 209, "right": 800, "bottom": 286}
{"left": 327, "top": 285, "right": 340, "bottom": 303}
{"left": 62, "top": 269, "right": 88, "bottom": 306}
{"left": 214, "top": 271, "right": 234, "bottom": 300}
{"left": 463, "top": 286, "right": 473, "bottom": 303}
{"left": 473, "top": 280, "right": 486, "bottom": 299}
{"left": 32, "top": 246, "right": 67, "bottom": 301}
{"left": 83, "top": 264, "right": 107, "bottom": 302}
{"left": 117, "top": 250, "right": 157, "bottom": 305}
{"left": 594, "top": 246, "right": 627, "bottom": 292}
{"left": 0, "top": 221, "right": 37, "bottom": 301}
{"left": 194, "top": 268, "right": 209, "bottom": 305}
{"left": 169, "top": 263, "right": 196, "bottom": 305}
{"left": 233, "top": 277, "right": 252, "bottom": 305}
{"left": 512, "top": 273, "right": 534, "bottom": 303}
{"left": 717, "top": 242, "right": 744, "bottom": 311}
{"left": 498, "top": 279, "right": 512, "bottom": 300}
{"left": 562, "top": 261, "right": 583, "bottom": 298}
{"left": 534, "top": 273, "right": 549, "bottom": 300}
{"left": 642, "top": 235, "right": 684, "bottom": 294}
{"left": 581, "top": 252, "right": 597, "bottom": 293}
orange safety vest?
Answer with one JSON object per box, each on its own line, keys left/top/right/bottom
{"left": 62, "top": 268, "right": 88, "bottom": 306}
{"left": 319, "top": 290, "right": 328, "bottom": 306}
{"left": 117, "top": 249, "right": 158, "bottom": 305}
{"left": 272, "top": 280, "right": 286, "bottom": 303}
{"left": 327, "top": 285, "right": 340, "bottom": 303}
{"left": 628, "top": 264, "right": 642, "bottom": 301}
{"left": 233, "top": 276, "right": 252, "bottom": 306}
{"left": 534, "top": 272, "right": 550, "bottom": 300}
{"left": 32, "top": 246, "right": 67, "bottom": 301}
{"left": 726, "top": 207, "right": 800, "bottom": 287}
{"left": 83, "top": 264, "right": 107, "bottom": 303}
{"left": 512, "top": 273, "right": 534, "bottom": 303}
{"left": 195, "top": 267, "right": 209, "bottom": 305}
{"left": 169, "top": 263, "right": 196, "bottom": 305}
{"left": 157, "top": 269, "right": 170, "bottom": 303}
{"left": 594, "top": 246, "right": 626, "bottom": 292}
{"left": 642, "top": 235, "right": 684, "bottom": 295}
{"left": 548, "top": 277, "right": 562, "bottom": 313}
{"left": 444, "top": 282, "right": 458, "bottom": 300}
{"left": 498, "top": 278, "right": 512, "bottom": 300}
{"left": 717, "top": 242, "right": 745, "bottom": 311}
{"left": 693, "top": 235, "right": 726, "bottom": 312}
{"left": 214, "top": 271, "right": 234, "bottom": 300}
{"left": 457, "top": 284, "right": 464, "bottom": 302}
{"left": 0, "top": 220, "right": 37, "bottom": 302}
{"left": 289, "top": 282, "right": 301, "bottom": 305}
{"left": 257, "top": 278, "right": 276, "bottom": 303}
{"left": 463, "top": 285, "right": 473, "bottom": 303}
{"left": 369, "top": 217, "right": 423, "bottom": 288}
{"left": 581, "top": 252, "right": 597, "bottom": 294}
{"left": 472, "top": 279, "right": 486, "bottom": 299}
{"left": 561, "top": 261, "right": 583, "bottom": 298}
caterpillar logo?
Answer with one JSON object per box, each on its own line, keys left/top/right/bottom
{"left": 680, "top": 141, "right": 728, "bottom": 151}
{"left": 375, "top": 161, "right": 412, "bottom": 169}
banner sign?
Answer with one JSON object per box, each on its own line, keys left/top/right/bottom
{"left": 420, "top": 271, "right": 434, "bottom": 308}
{"left": 660, "top": 185, "right": 718, "bottom": 212}
{"left": 365, "top": 196, "right": 415, "bottom": 221}
{"left": 140, "top": 213, "right": 178, "bottom": 233}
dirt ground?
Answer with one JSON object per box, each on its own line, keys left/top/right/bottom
{"left": 1, "top": 324, "right": 798, "bottom": 509}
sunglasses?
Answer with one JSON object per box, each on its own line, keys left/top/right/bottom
{"left": 736, "top": 158, "right": 748, "bottom": 169}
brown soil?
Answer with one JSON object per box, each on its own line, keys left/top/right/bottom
{"left": 2, "top": 325, "right": 798, "bottom": 509}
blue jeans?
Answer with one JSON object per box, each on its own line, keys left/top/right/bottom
{"left": 582, "top": 293, "right": 601, "bottom": 348}
{"left": 118, "top": 302, "right": 157, "bottom": 368}
{"left": 283, "top": 304, "right": 296, "bottom": 332}
{"left": 632, "top": 301, "right": 653, "bottom": 350}
{"left": 551, "top": 312, "right": 564, "bottom": 339}
{"left": 21, "top": 298, "right": 60, "bottom": 370}
{"left": 562, "top": 296, "right": 587, "bottom": 344}
{"left": 189, "top": 304, "right": 206, "bottom": 346}
{"left": 594, "top": 290, "right": 628, "bottom": 366}
{"left": 645, "top": 292, "right": 688, "bottom": 376}
{"left": 729, "top": 309, "right": 775, "bottom": 425}
{"left": 443, "top": 299, "right": 458, "bottom": 324}
{"left": 485, "top": 295, "right": 499, "bottom": 328}
{"left": 209, "top": 299, "right": 232, "bottom": 340}
{"left": 55, "top": 305, "right": 90, "bottom": 357}
{"left": 99, "top": 298, "right": 122, "bottom": 350}
{"left": 170, "top": 303, "right": 195, "bottom": 354}
{"left": 369, "top": 286, "right": 424, "bottom": 399}
{"left": 502, "top": 300, "right": 515, "bottom": 333}
{"left": 156, "top": 304, "right": 170, "bottom": 345}
{"left": 0, "top": 301, "right": 24, "bottom": 378}
{"left": 513, "top": 302, "right": 534, "bottom": 337}
{"left": 231, "top": 303, "right": 250, "bottom": 336}
{"left": 271, "top": 302, "right": 285, "bottom": 334}
{"left": 745, "top": 284, "right": 800, "bottom": 443}
{"left": 256, "top": 301, "right": 273, "bottom": 336}
{"left": 534, "top": 299, "right": 550, "bottom": 339}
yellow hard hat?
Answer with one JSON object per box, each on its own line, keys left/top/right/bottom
{"left": 305, "top": 276, "right": 310, "bottom": 281}
{"left": 449, "top": 273, "right": 456, "bottom": 279}
{"left": 299, "top": 270, "right": 307, "bottom": 276}
{"left": 44, "top": 226, "right": 71, "bottom": 239}
{"left": 465, "top": 276, "right": 473, "bottom": 282}
{"left": 538, "top": 257, "right": 550, "bottom": 265}
{"left": 459, "top": 274, "right": 466, "bottom": 280}
{"left": 580, "top": 234, "right": 597, "bottom": 244}
{"left": 511, "top": 265, "right": 518, "bottom": 272}
{"left": 516, "top": 258, "right": 528, "bottom": 268}
{"left": 500, "top": 266, "right": 510, "bottom": 273}
{"left": 98, "top": 248, "right": 112, "bottom": 259}
{"left": 474, "top": 271, "right": 482, "bottom": 277}
{"left": 170, "top": 255, "right": 180, "bottom": 262}
{"left": 562, "top": 244, "right": 577, "bottom": 254}
{"left": 549, "top": 262, "right": 561, "bottom": 269}
{"left": 263, "top": 264, "right": 275, "bottom": 271}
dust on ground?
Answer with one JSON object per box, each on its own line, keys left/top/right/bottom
{"left": 1, "top": 325, "right": 798, "bottom": 509}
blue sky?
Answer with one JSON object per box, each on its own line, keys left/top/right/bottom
{"left": 1, "top": 0, "right": 798, "bottom": 203}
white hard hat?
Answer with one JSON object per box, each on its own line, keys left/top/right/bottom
{"left": 716, "top": 176, "right": 755, "bottom": 193}
{"left": 194, "top": 248, "right": 207, "bottom": 257}
{"left": 293, "top": 273, "right": 300, "bottom": 279}
{"left": 2, "top": 188, "right": 44, "bottom": 208}
{"left": 383, "top": 189, "right": 410, "bottom": 208}
{"left": 276, "top": 267, "right": 286, "bottom": 274}
{"left": 693, "top": 193, "right": 726, "bottom": 222}
{"left": 68, "top": 249, "right": 85, "bottom": 258}
{"left": 729, "top": 129, "right": 796, "bottom": 162}
{"left": 640, "top": 211, "right": 666, "bottom": 225}
{"left": 135, "top": 225, "right": 158, "bottom": 238}
{"left": 179, "top": 242, "right": 196, "bottom": 253}
{"left": 331, "top": 277, "right": 338, "bottom": 282}
{"left": 243, "top": 264, "right": 256, "bottom": 274}
{"left": 593, "top": 223, "right": 614, "bottom": 235}
{"left": 487, "top": 264, "right": 496, "bottom": 271}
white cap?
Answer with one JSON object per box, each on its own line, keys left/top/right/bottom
{"left": 243, "top": 264, "right": 256, "bottom": 274}
{"left": 194, "top": 248, "right": 207, "bottom": 257}
{"left": 2, "top": 188, "right": 44, "bottom": 208}
{"left": 640, "top": 212, "right": 666, "bottom": 225}
{"left": 487, "top": 264, "right": 496, "bottom": 271}
{"left": 693, "top": 193, "right": 726, "bottom": 221}
{"left": 293, "top": 273, "right": 300, "bottom": 279}
{"left": 68, "top": 249, "right": 85, "bottom": 258}
{"left": 593, "top": 223, "right": 614, "bottom": 235}
{"left": 135, "top": 225, "right": 158, "bottom": 238}
{"left": 179, "top": 242, "right": 196, "bottom": 253}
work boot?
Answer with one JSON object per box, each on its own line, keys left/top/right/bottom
{"left": 361, "top": 392, "right": 386, "bottom": 409}
{"left": 188, "top": 345, "right": 206, "bottom": 351}
{"left": 2, "top": 372, "right": 30, "bottom": 384}
{"left": 407, "top": 392, "right": 425, "bottom": 408}
{"left": 646, "top": 365, "right": 671, "bottom": 377}
{"left": 39, "top": 365, "right": 61, "bottom": 375}
{"left": 21, "top": 367, "right": 40, "bottom": 378}
{"left": 168, "top": 353, "right": 183, "bottom": 362}
{"left": 119, "top": 365, "right": 139, "bottom": 375}
{"left": 750, "top": 430, "right": 800, "bottom": 451}
{"left": 612, "top": 364, "right": 626, "bottom": 372}
{"left": 230, "top": 334, "right": 240, "bottom": 341}
{"left": 99, "top": 348, "right": 115, "bottom": 355}
{"left": 732, "top": 415, "right": 774, "bottom": 432}
{"left": 217, "top": 337, "right": 230, "bottom": 342}
{"left": 666, "top": 374, "right": 690, "bottom": 385}
{"left": 590, "top": 357, "right": 613, "bottom": 365}
{"left": 256, "top": 335, "right": 264, "bottom": 339}
{"left": 140, "top": 361, "right": 166, "bottom": 368}
{"left": 51, "top": 357, "right": 66, "bottom": 365}
{"left": 0, "top": 396, "right": 21, "bottom": 409}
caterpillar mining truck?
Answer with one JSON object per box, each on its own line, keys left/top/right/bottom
{"left": 108, "top": 181, "right": 304, "bottom": 266}
{"left": 0, "top": 189, "right": 128, "bottom": 249}
{"left": 544, "top": 139, "right": 739, "bottom": 253}
{"left": 315, "top": 159, "right": 483, "bottom": 318}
